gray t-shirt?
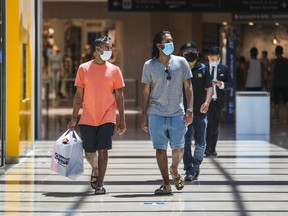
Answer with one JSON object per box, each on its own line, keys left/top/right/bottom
{"left": 142, "top": 55, "right": 192, "bottom": 116}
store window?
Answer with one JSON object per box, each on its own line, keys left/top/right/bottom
{"left": 41, "top": 19, "right": 119, "bottom": 140}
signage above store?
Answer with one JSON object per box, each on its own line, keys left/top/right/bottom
{"left": 108, "top": 0, "right": 288, "bottom": 12}
{"left": 233, "top": 13, "right": 288, "bottom": 22}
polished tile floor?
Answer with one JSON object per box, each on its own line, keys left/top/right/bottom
{"left": 1, "top": 104, "right": 288, "bottom": 215}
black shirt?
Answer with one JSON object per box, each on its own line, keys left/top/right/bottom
{"left": 185, "top": 62, "right": 212, "bottom": 116}
{"left": 273, "top": 57, "right": 288, "bottom": 88}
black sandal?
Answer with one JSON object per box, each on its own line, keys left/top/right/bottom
{"left": 90, "top": 170, "right": 98, "bottom": 189}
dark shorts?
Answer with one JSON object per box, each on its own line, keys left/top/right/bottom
{"left": 79, "top": 123, "right": 115, "bottom": 153}
{"left": 272, "top": 87, "right": 288, "bottom": 104}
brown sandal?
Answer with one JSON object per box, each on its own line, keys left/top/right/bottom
{"left": 154, "top": 185, "right": 172, "bottom": 195}
{"left": 170, "top": 169, "right": 185, "bottom": 191}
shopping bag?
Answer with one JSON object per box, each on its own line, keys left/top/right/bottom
{"left": 50, "top": 130, "right": 84, "bottom": 180}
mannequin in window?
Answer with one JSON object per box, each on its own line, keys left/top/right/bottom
{"left": 48, "top": 45, "right": 65, "bottom": 99}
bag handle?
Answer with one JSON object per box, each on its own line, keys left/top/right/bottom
{"left": 65, "top": 130, "right": 78, "bottom": 141}
{"left": 64, "top": 130, "right": 71, "bottom": 136}
{"left": 72, "top": 131, "right": 77, "bottom": 140}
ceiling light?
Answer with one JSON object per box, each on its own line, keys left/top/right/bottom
{"left": 272, "top": 35, "right": 278, "bottom": 45}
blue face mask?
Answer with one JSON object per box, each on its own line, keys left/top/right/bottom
{"left": 162, "top": 42, "right": 174, "bottom": 56}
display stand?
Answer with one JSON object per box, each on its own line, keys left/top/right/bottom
{"left": 236, "top": 91, "right": 270, "bottom": 135}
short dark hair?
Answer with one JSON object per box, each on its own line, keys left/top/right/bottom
{"left": 275, "top": 45, "right": 283, "bottom": 55}
{"left": 208, "top": 46, "right": 220, "bottom": 56}
{"left": 93, "top": 36, "right": 111, "bottom": 47}
{"left": 262, "top": 50, "right": 268, "bottom": 56}
{"left": 250, "top": 47, "right": 258, "bottom": 56}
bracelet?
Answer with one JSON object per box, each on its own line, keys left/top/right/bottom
{"left": 71, "top": 115, "right": 77, "bottom": 119}
{"left": 186, "top": 107, "right": 193, "bottom": 113}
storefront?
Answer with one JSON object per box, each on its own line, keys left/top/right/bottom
{"left": 40, "top": 1, "right": 288, "bottom": 139}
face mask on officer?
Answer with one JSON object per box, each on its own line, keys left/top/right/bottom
{"left": 162, "top": 42, "right": 174, "bottom": 56}
{"left": 184, "top": 52, "right": 198, "bottom": 62}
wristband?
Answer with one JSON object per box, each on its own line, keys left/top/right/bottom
{"left": 71, "top": 115, "right": 77, "bottom": 119}
{"left": 186, "top": 107, "right": 193, "bottom": 113}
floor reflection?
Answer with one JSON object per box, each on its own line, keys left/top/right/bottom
{"left": 1, "top": 98, "right": 288, "bottom": 215}
{"left": 41, "top": 97, "right": 288, "bottom": 150}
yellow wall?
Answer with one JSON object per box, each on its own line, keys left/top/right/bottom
{"left": 6, "top": 0, "right": 34, "bottom": 162}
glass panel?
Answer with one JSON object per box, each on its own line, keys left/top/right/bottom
{"left": 22, "top": 44, "right": 27, "bottom": 99}
{"left": 0, "top": 0, "right": 4, "bottom": 168}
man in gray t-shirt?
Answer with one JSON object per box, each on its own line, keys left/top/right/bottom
{"left": 141, "top": 30, "right": 194, "bottom": 195}
{"left": 142, "top": 55, "right": 192, "bottom": 116}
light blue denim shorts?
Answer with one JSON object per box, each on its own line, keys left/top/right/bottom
{"left": 148, "top": 114, "right": 187, "bottom": 150}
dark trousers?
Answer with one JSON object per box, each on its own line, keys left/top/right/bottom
{"left": 206, "top": 100, "right": 223, "bottom": 153}
{"left": 183, "top": 115, "right": 207, "bottom": 174}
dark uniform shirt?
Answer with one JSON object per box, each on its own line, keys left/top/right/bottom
{"left": 273, "top": 57, "right": 288, "bottom": 88}
{"left": 184, "top": 62, "right": 212, "bottom": 116}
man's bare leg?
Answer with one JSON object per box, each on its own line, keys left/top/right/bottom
{"left": 156, "top": 149, "right": 169, "bottom": 185}
{"left": 85, "top": 152, "right": 98, "bottom": 176}
{"left": 97, "top": 149, "right": 108, "bottom": 186}
{"left": 170, "top": 148, "right": 184, "bottom": 174}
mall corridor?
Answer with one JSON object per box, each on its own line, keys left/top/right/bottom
{"left": 0, "top": 111, "right": 288, "bottom": 216}
{"left": 2, "top": 1, "right": 288, "bottom": 215}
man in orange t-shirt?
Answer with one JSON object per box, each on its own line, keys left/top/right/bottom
{"left": 68, "top": 36, "right": 126, "bottom": 195}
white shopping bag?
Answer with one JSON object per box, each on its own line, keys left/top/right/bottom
{"left": 50, "top": 130, "right": 84, "bottom": 180}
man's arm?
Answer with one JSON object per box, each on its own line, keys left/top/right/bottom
{"left": 141, "top": 83, "right": 150, "bottom": 132}
{"left": 114, "top": 88, "right": 126, "bottom": 135}
{"left": 205, "top": 87, "right": 213, "bottom": 104}
{"left": 183, "top": 79, "right": 193, "bottom": 125}
{"left": 200, "top": 87, "right": 213, "bottom": 113}
{"left": 68, "top": 87, "right": 84, "bottom": 130}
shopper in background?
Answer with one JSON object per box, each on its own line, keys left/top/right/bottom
{"left": 245, "top": 47, "right": 265, "bottom": 91}
{"left": 68, "top": 36, "right": 126, "bottom": 195}
{"left": 261, "top": 50, "right": 271, "bottom": 91}
{"left": 236, "top": 56, "right": 247, "bottom": 91}
{"left": 141, "top": 30, "right": 193, "bottom": 195}
{"left": 180, "top": 41, "right": 213, "bottom": 181}
{"left": 205, "top": 46, "right": 232, "bottom": 157}
{"left": 270, "top": 45, "right": 288, "bottom": 123}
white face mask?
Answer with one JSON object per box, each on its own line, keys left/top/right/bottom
{"left": 99, "top": 48, "right": 112, "bottom": 61}
{"left": 209, "top": 60, "right": 220, "bottom": 67}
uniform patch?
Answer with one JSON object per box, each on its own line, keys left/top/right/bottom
{"left": 198, "top": 73, "right": 203, "bottom": 78}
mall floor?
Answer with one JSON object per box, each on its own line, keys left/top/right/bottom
{"left": 1, "top": 95, "right": 288, "bottom": 215}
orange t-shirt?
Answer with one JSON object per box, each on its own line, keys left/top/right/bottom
{"left": 75, "top": 60, "right": 125, "bottom": 126}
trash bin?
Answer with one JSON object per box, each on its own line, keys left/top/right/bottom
{"left": 236, "top": 91, "right": 270, "bottom": 135}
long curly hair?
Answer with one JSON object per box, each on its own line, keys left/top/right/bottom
{"left": 151, "top": 31, "right": 171, "bottom": 59}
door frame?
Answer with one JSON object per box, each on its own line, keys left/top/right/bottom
{"left": 0, "top": 0, "right": 6, "bottom": 173}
